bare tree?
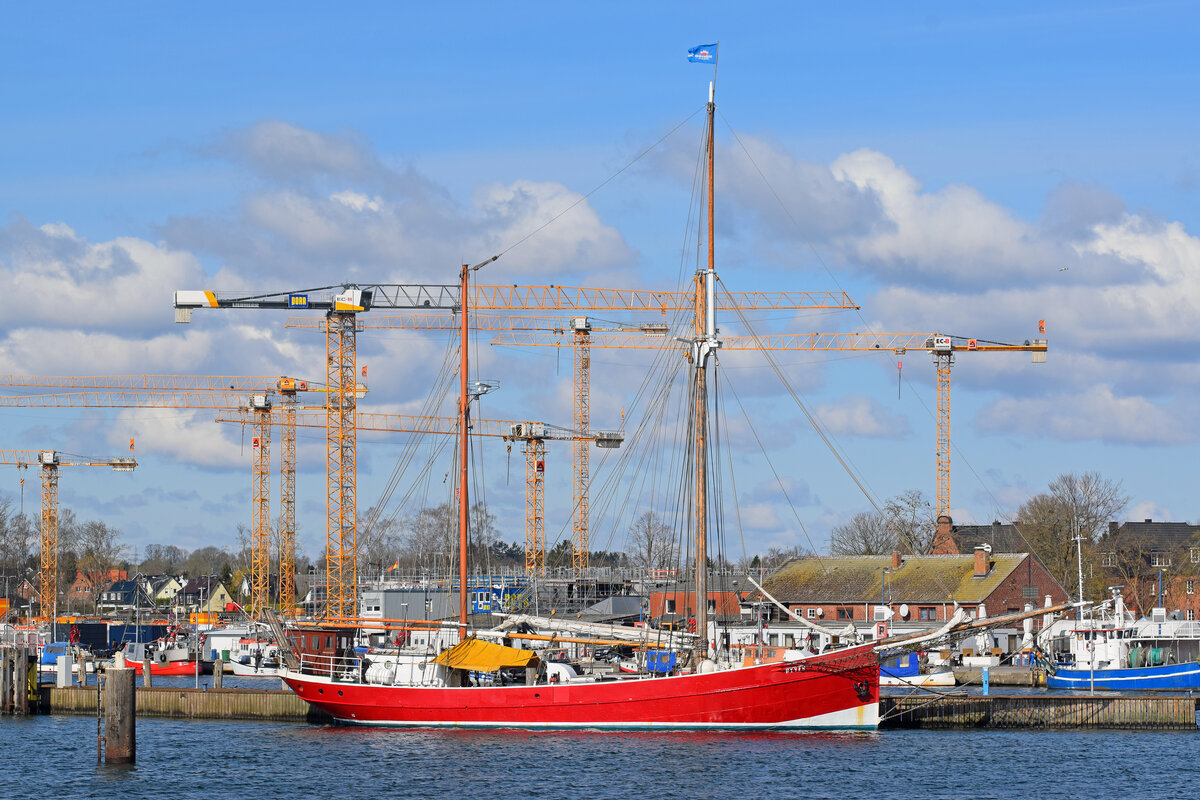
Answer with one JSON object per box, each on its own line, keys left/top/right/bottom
{"left": 0, "top": 499, "right": 35, "bottom": 605}
{"left": 77, "top": 520, "right": 126, "bottom": 608}
{"left": 883, "top": 489, "right": 937, "bottom": 554}
{"left": 1103, "top": 529, "right": 1162, "bottom": 613}
{"left": 1048, "top": 472, "right": 1130, "bottom": 543}
{"left": 627, "top": 511, "right": 675, "bottom": 571}
{"left": 401, "top": 503, "right": 457, "bottom": 573}
{"left": 1013, "top": 472, "right": 1129, "bottom": 602}
{"left": 830, "top": 511, "right": 897, "bottom": 555}
{"left": 141, "top": 544, "right": 188, "bottom": 574}
{"left": 182, "top": 546, "right": 234, "bottom": 579}
{"left": 358, "top": 504, "right": 403, "bottom": 575}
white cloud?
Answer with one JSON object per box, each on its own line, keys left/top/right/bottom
{"left": 330, "top": 190, "right": 382, "bottom": 213}
{"left": 0, "top": 218, "right": 208, "bottom": 334}
{"left": 815, "top": 394, "right": 910, "bottom": 439}
{"left": 976, "top": 385, "right": 1188, "bottom": 446}
{"left": 111, "top": 409, "right": 247, "bottom": 469}
{"left": 1127, "top": 500, "right": 1173, "bottom": 523}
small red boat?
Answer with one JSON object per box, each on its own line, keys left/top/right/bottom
{"left": 123, "top": 632, "right": 212, "bottom": 676}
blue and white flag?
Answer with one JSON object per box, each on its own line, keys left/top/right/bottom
{"left": 687, "top": 43, "right": 718, "bottom": 64}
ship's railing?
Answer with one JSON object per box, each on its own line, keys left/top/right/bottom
{"left": 296, "top": 650, "right": 361, "bottom": 679}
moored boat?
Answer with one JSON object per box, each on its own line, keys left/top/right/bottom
{"left": 228, "top": 636, "right": 282, "bottom": 676}
{"left": 274, "top": 61, "right": 883, "bottom": 730}
{"left": 281, "top": 635, "right": 879, "bottom": 730}
{"left": 879, "top": 652, "right": 955, "bottom": 687}
{"left": 1040, "top": 589, "right": 1200, "bottom": 691}
{"left": 122, "top": 629, "right": 211, "bottom": 676}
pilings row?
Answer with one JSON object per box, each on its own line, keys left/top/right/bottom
{"left": 45, "top": 685, "right": 331, "bottom": 724}
{"left": 881, "top": 693, "right": 1198, "bottom": 730}
{"left": 1, "top": 646, "right": 35, "bottom": 715}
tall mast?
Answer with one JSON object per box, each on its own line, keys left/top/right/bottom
{"left": 458, "top": 264, "right": 471, "bottom": 637}
{"left": 694, "top": 80, "right": 719, "bottom": 661}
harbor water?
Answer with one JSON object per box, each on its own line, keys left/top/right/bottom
{"left": 4, "top": 714, "right": 1197, "bottom": 799}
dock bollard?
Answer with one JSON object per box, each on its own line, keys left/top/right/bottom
{"left": 104, "top": 666, "right": 136, "bottom": 763}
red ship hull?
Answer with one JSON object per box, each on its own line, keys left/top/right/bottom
{"left": 130, "top": 659, "right": 211, "bottom": 676}
{"left": 282, "top": 644, "right": 879, "bottom": 730}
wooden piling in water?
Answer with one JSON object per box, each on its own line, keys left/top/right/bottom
{"left": 213, "top": 660, "right": 223, "bottom": 689}
{"left": 44, "top": 685, "right": 331, "bottom": 723}
{"left": 142, "top": 657, "right": 152, "bottom": 688}
{"left": 0, "top": 650, "right": 11, "bottom": 714}
{"left": 104, "top": 668, "right": 136, "bottom": 763}
{"left": 13, "top": 650, "right": 29, "bottom": 715}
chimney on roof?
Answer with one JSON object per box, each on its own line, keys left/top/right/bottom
{"left": 932, "top": 514, "right": 958, "bottom": 555}
{"left": 974, "top": 544, "right": 991, "bottom": 577}
{"left": 1145, "top": 519, "right": 1152, "bottom": 524}
{"left": 891, "top": 551, "right": 902, "bottom": 570}
{"left": 1109, "top": 521, "right": 1118, "bottom": 535}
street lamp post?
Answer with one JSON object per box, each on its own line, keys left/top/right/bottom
{"left": 195, "top": 575, "right": 214, "bottom": 689}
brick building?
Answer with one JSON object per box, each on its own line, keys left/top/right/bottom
{"left": 1099, "top": 519, "right": 1200, "bottom": 619}
{"left": 762, "top": 548, "right": 1067, "bottom": 630}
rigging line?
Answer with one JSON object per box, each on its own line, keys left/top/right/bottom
{"left": 678, "top": 118, "right": 709, "bottom": 288}
{"left": 481, "top": 106, "right": 705, "bottom": 267}
{"left": 718, "top": 292, "right": 967, "bottom": 603}
{"left": 718, "top": 284, "right": 881, "bottom": 512}
{"left": 719, "top": 108, "right": 1024, "bottom": 547}
{"left": 581, "top": 334, "right": 686, "bottom": 554}
{"left": 718, "top": 371, "right": 829, "bottom": 575}
{"left": 367, "top": 336, "right": 461, "bottom": 532}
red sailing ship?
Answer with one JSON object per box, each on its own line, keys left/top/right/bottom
{"left": 278, "top": 65, "right": 881, "bottom": 730}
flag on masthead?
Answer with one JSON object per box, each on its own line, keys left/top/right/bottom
{"left": 687, "top": 43, "right": 718, "bottom": 63}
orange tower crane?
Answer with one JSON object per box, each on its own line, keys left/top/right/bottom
{"left": 283, "top": 296, "right": 841, "bottom": 573}
{"left": 0, "top": 450, "right": 136, "bottom": 620}
{"left": 215, "top": 408, "right": 621, "bottom": 578}
{"left": 177, "top": 284, "right": 854, "bottom": 611}
{"left": 488, "top": 329, "right": 1048, "bottom": 519}
{"left": 0, "top": 377, "right": 321, "bottom": 618}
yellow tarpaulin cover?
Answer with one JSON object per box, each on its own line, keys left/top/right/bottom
{"left": 432, "top": 637, "right": 540, "bottom": 672}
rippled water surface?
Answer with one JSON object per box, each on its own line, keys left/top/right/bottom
{"left": 4, "top": 713, "right": 1199, "bottom": 800}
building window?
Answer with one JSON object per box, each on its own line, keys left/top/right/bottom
{"left": 1102, "top": 552, "right": 1116, "bottom": 567}
{"left": 919, "top": 607, "right": 936, "bottom": 621}
{"left": 1192, "top": 547, "right": 1200, "bottom": 564}
{"left": 1188, "top": 581, "right": 1195, "bottom": 595}
{"left": 707, "top": 599, "right": 716, "bottom": 613}
{"left": 806, "top": 608, "right": 817, "bottom": 619}
{"left": 1152, "top": 552, "right": 1171, "bottom": 567}
{"left": 665, "top": 599, "right": 676, "bottom": 614}
{"left": 1188, "top": 610, "right": 1197, "bottom": 622}
{"left": 836, "top": 607, "right": 853, "bottom": 620}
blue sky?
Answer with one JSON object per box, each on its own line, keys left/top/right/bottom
{"left": 2, "top": 2, "right": 1199, "bottom": 563}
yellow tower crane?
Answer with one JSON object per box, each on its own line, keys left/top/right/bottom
{"left": 0, "top": 450, "right": 136, "bottom": 620}
{"left": 0, "top": 377, "right": 322, "bottom": 618}
{"left": 488, "top": 328, "right": 1048, "bottom": 519}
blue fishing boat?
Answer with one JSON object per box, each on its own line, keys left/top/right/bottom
{"left": 1041, "top": 589, "right": 1200, "bottom": 691}
{"left": 1045, "top": 658, "right": 1200, "bottom": 691}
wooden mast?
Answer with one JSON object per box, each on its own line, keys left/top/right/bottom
{"left": 458, "top": 264, "right": 470, "bottom": 638}
{"left": 694, "top": 81, "right": 717, "bottom": 661}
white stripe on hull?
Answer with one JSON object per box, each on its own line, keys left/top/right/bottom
{"left": 327, "top": 702, "right": 879, "bottom": 731}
